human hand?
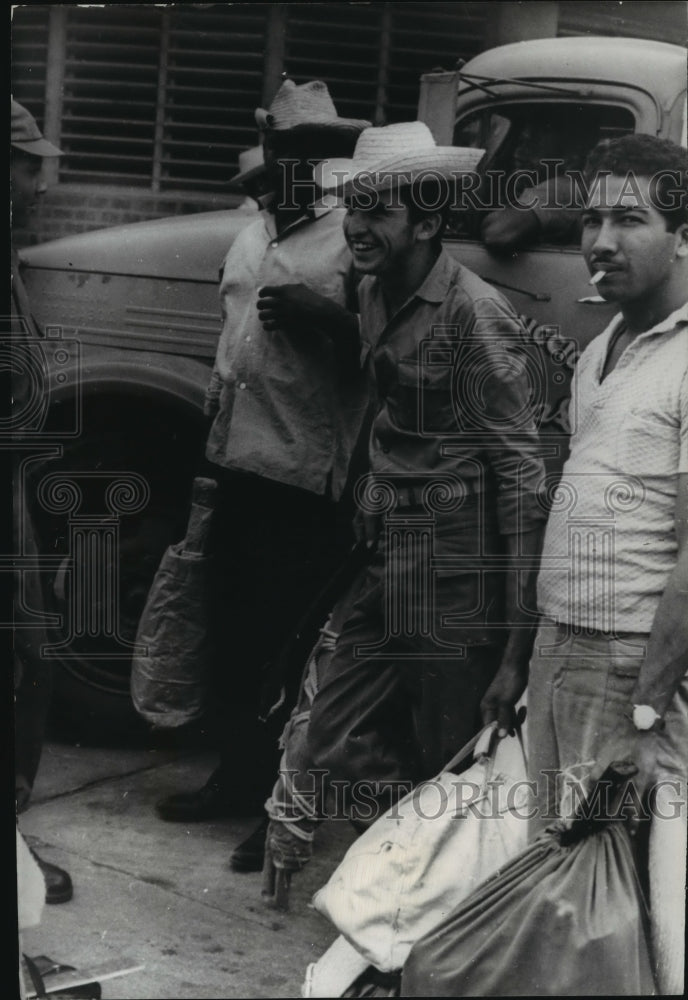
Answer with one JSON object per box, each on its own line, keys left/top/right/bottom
{"left": 480, "top": 662, "right": 528, "bottom": 737}
{"left": 587, "top": 728, "right": 658, "bottom": 806}
{"left": 257, "top": 283, "right": 336, "bottom": 334}
{"left": 352, "top": 507, "right": 381, "bottom": 548}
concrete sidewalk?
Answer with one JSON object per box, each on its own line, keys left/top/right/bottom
{"left": 17, "top": 735, "right": 358, "bottom": 998}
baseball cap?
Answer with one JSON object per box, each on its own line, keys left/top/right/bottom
{"left": 12, "top": 98, "right": 63, "bottom": 157}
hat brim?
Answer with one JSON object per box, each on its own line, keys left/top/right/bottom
{"left": 229, "top": 163, "right": 266, "bottom": 186}
{"left": 255, "top": 108, "right": 371, "bottom": 135}
{"left": 12, "top": 136, "right": 63, "bottom": 157}
{"left": 315, "top": 147, "right": 485, "bottom": 195}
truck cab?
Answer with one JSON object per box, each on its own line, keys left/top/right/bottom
{"left": 15, "top": 36, "right": 687, "bottom": 734}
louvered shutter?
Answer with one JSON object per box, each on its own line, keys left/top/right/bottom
{"left": 386, "top": 3, "right": 488, "bottom": 122}
{"left": 11, "top": 6, "right": 50, "bottom": 127}
{"left": 161, "top": 6, "right": 270, "bottom": 192}
{"left": 283, "top": 4, "right": 383, "bottom": 123}
{"left": 59, "top": 6, "right": 162, "bottom": 186}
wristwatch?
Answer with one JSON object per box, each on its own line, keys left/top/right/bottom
{"left": 632, "top": 704, "right": 662, "bottom": 731}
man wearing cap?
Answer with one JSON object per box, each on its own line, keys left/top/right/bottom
{"left": 154, "top": 81, "right": 372, "bottom": 870}
{"left": 11, "top": 98, "right": 73, "bottom": 904}
{"left": 261, "top": 122, "right": 547, "bottom": 887}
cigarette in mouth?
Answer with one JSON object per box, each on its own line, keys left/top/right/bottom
{"left": 589, "top": 270, "right": 606, "bottom": 285}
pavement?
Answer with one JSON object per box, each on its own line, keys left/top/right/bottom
{"left": 17, "top": 729, "right": 359, "bottom": 999}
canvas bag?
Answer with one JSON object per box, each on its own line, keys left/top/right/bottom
{"left": 312, "top": 718, "right": 531, "bottom": 973}
{"left": 130, "top": 478, "right": 216, "bottom": 728}
{"left": 401, "top": 812, "right": 656, "bottom": 996}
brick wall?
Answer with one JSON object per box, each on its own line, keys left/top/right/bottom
{"left": 14, "top": 183, "right": 243, "bottom": 248}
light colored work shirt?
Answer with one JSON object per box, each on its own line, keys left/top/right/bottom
{"left": 205, "top": 203, "right": 369, "bottom": 500}
{"left": 537, "top": 302, "right": 688, "bottom": 631}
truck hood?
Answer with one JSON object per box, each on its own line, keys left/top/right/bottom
{"left": 18, "top": 206, "right": 258, "bottom": 283}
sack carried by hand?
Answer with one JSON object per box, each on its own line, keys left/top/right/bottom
{"left": 130, "top": 478, "right": 216, "bottom": 728}
{"left": 401, "top": 762, "right": 657, "bottom": 996}
{"left": 313, "top": 718, "right": 531, "bottom": 973}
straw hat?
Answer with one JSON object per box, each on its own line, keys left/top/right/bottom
{"left": 11, "top": 98, "right": 62, "bottom": 157}
{"left": 315, "top": 121, "right": 484, "bottom": 194}
{"left": 255, "top": 79, "right": 370, "bottom": 136}
{"left": 230, "top": 145, "right": 265, "bottom": 186}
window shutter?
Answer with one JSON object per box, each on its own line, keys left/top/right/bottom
{"left": 283, "top": 4, "right": 383, "bottom": 123}
{"left": 161, "top": 6, "right": 270, "bottom": 193}
{"left": 60, "top": 6, "right": 162, "bottom": 186}
{"left": 11, "top": 6, "right": 50, "bottom": 127}
{"left": 386, "top": 3, "right": 488, "bottom": 123}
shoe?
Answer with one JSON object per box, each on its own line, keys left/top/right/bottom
{"left": 230, "top": 817, "right": 268, "bottom": 872}
{"left": 262, "top": 820, "right": 314, "bottom": 911}
{"left": 30, "top": 848, "right": 73, "bottom": 904}
{"left": 155, "top": 771, "right": 264, "bottom": 822}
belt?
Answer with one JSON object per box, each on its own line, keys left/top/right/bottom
{"left": 392, "top": 480, "right": 482, "bottom": 509}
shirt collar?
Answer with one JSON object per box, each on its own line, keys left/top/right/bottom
{"left": 413, "top": 249, "right": 455, "bottom": 304}
{"left": 262, "top": 196, "right": 335, "bottom": 240}
{"left": 603, "top": 301, "right": 688, "bottom": 344}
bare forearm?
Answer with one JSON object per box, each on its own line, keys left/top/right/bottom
{"left": 499, "top": 525, "right": 544, "bottom": 670}
{"left": 633, "top": 561, "right": 688, "bottom": 716}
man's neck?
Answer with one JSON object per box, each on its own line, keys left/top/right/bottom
{"left": 621, "top": 271, "right": 688, "bottom": 334}
{"left": 273, "top": 200, "right": 309, "bottom": 234}
{"left": 380, "top": 246, "right": 440, "bottom": 316}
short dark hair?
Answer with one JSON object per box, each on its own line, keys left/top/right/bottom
{"left": 399, "top": 173, "right": 452, "bottom": 247}
{"left": 583, "top": 134, "right": 688, "bottom": 231}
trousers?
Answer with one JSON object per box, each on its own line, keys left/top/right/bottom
{"left": 204, "top": 465, "right": 352, "bottom": 791}
{"left": 307, "top": 498, "right": 508, "bottom": 823}
{"left": 527, "top": 622, "right": 688, "bottom": 835}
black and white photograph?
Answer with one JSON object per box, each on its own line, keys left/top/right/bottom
{"left": 10, "top": 2, "right": 688, "bottom": 997}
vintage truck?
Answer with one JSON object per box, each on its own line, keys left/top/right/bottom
{"left": 15, "top": 35, "right": 687, "bottom": 734}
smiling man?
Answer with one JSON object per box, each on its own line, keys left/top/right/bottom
{"left": 519, "top": 136, "right": 688, "bottom": 869}
{"left": 261, "top": 123, "right": 548, "bottom": 890}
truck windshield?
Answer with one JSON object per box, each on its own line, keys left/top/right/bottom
{"left": 449, "top": 102, "right": 635, "bottom": 244}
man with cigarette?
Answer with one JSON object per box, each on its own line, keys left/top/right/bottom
{"left": 505, "top": 134, "right": 688, "bottom": 837}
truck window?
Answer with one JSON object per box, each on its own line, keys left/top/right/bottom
{"left": 448, "top": 103, "right": 636, "bottom": 244}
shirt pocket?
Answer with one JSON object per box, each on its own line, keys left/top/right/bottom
{"left": 394, "top": 359, "right": 456, "bottom": 435}
{"left": 614, "top": 408, "right": 678, "bottom": 478}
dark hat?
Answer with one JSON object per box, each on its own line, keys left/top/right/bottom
{"left": 12, "top": 98, "right": 62, "bottom": 157}
{"left": 255, "top": 80, "right": 370, "bottom": 136}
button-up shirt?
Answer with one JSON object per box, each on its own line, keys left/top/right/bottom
{"left": 205, "top": 202, "right": 370, "bottom": 499}
{"left": 358, "top": 250, "right": 547, "bottom": 534}
{"left": 538, "top": 302, "right": 688, "bottom": 631}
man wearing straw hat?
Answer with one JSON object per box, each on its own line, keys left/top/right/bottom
{"left": 230, "top": 144, "right": 270, "bottom": 210}
{"left": 155, "top": 80, "right": 372, "bottom": 869}
{"left": 261, "top": 121, "right": 548, "bottom": 890}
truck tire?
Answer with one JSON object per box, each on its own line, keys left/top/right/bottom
{"left": 28, "top": 391, "right": 207, "bottom": 741}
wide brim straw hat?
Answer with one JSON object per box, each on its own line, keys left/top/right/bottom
{"left": 255, "top": 79, "right": 370, "bottom": 136}
{"left": 315, "top": 121, "right": 484, "bottom": 194}
{"left": 230, "top": 144, "right": 265, "bottom": 186}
